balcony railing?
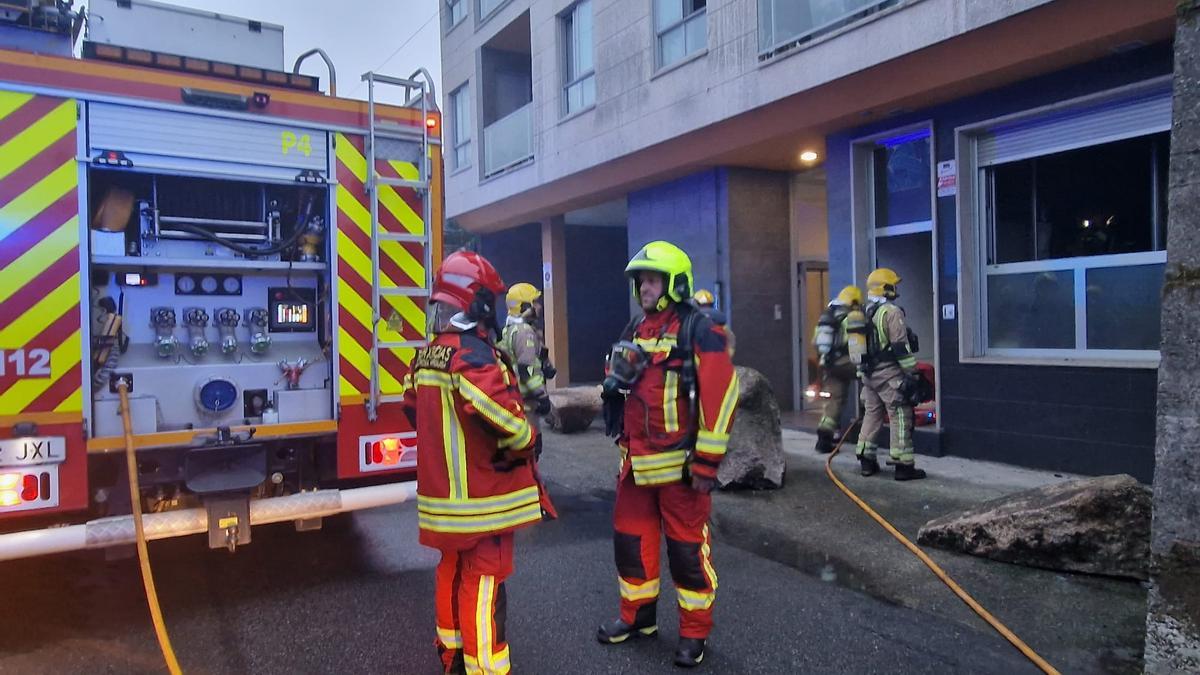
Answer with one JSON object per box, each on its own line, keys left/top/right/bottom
{"left": 759, "top": 0, "right": 902, "bottom": 58}
{"left": 483, "top": 103, "right": 533, "bottom": 177}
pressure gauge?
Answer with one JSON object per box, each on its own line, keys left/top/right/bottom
{"left": 176, "top": 275, "right": 196, "bottom": 294}
{"left": 222, "top": 276, "right": 242, "bottom": 294}
{"left": 195, "top": 377, "right": 238, "bottom": 415}
{"left": 201, "top": 276, "right": 219, "bottom": 294}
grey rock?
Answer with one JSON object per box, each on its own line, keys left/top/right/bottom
{"left": 717, "top": 367, "right": 785, "bottom": 490}
{"left": 917, "top": 474, "right": 1151, "bottom": 580}
{"left": 545, "top": 386, "right": 602, "bottom": 434}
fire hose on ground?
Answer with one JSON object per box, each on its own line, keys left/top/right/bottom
{"left": 825, "top": 419, "right": 1061, "bottom": 675}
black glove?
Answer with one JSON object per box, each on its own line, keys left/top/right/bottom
{"left": 542, "top": 363, "right": 557, "bottom": 381}
{"left": 534, "top": 395, "right": 552, "bottom": 416}
{"left": 898, "top": 372, "right": 923, "bottom": 406}
{"left": 601, "top": 386, "right": 625, "bottom": 438}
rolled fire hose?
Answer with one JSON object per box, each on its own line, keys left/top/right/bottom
{"left": 117, "top": 381, "right": 184, "bottom": 675}
{"left": 825, "top": 420, "right": 1060, "bottom": 675}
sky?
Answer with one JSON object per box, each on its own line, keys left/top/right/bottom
{"left": 78, "top": 0, "right": 443, "bottom": 107}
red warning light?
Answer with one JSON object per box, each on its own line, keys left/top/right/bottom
{"left": 426, "top": 116, "right": 438, "bottom": 130}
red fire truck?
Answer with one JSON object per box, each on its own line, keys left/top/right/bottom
{"left": 0, "top": 0, "right": 440, "bottom": 558}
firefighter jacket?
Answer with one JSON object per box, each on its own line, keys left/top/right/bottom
{"left": 403, "top": 328, "right": 542, "bottom": 549}
{"left": 864, "top": 299, "right": 917, "bottom": 377}
{"left": 499, "top": 317, "right": 546, "bottom": 401}
{"left": 619, "top": 305, "right": 739, "bottom": 487}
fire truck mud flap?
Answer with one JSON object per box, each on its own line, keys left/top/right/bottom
{"left": 183, "top": 444, "right": 268, "bottom": 550}
{"left": 0, "top": 482, "right": 417, "bottom": 562}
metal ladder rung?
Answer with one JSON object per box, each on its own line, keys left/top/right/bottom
{"left": 378, "top": 286, "right": 430, "bottom": 297}
{"left": 378, "top": 340, "right": 427, "bottom": 350}
{"left": 380, "top": 231, "right": 427, "bottom": 243}
{"left": 373, "top": 175, "right": 428, "bottom": 191}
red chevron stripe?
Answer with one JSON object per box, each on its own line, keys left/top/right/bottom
{"left": 337, "top": 259, "right": 423, "bottom": 341}
{"left": 339, "top": 307, "right": 412, "bottom": 381}
{"left": 374, "top": 160, "right": 426, "bottom": 218}
{"left": 0, "top": 251, "right": 78, "bottom": 320}
{"left": 25, "top": 367, "right": 82, "bottom": 413}
{"left": 340, "top": 355, "right": 370, "bottom": 394}
{"left": 0, "top": 95, "right": 65, "bottom": 147}
{"left": 0, "top": 134, "right": 75, "bottom": 199}
{"left": 335, "top": 143, "right": 421, "bottom": 236}
{"left": 337, "top": 208, "right": 414, "bottom": 288}
{"left": 0, "top": 194, "right": 77, "bottom": 270}
{"left": 0, "top": 310, "right": 80, "bottom": 399}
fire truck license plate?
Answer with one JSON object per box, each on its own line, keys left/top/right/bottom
{"left": 0, "top": 436, "right": 67, "bottom": 467}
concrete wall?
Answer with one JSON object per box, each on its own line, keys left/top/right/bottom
{"left": 565, "top": 224, "right": 629, "bottom": 382}
{"left": 824, "top": 44, "right": 1173, "bottom": 481}
{"left": 727, "top": 169, "right": 795, "bottom": 410}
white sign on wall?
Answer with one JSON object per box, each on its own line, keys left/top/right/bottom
{"left": 937, "top": 160, "right": 958, "bottom": 198}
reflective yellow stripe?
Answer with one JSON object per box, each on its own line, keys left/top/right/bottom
{"left": 0, "top": 99, "right": 74, "bottom": 182}
{"left": 437, "top": 626, "right": 463, "bottom": 649}
{"left": 713, "top": 371, "right": 740, "bottom": 435}
{"left": 619, "top": 577, "right": 661, "bottom": 602}
{"left": 416, "top": 370, "right": 454, "bottom": 387}
{"left": 663, "top": 370, "right": 679, "bottom": 433}
{"left": 441, "top": 387, "right": 468, "bottom": 500}
{"left": 677, "top": 587, "right": 716, "bottom": 611}
{"left": 418, "top": 503, "right": 543, "bottom": 533}
{"left": 701, "top": 523, "right": 718, "bottom": 594}
{"left": 457, "top": 377, "right": 524, "bottom": 436}
{"left": 633, "top": 335, "right": 676, "bottom": 354}
{"left": 497, "top": 423, "right": 532, "bottom": 451}
{"left": 629, "top": 450, "right": 688, "bottom": 470}
{"left": 632, "top": 466, "right": 684, "bottom": 486}
{"left": 418, "top": 486, "right": 540, "bottom": 515}
{"left": 695, "top": 430, "right": 729, "bottom": 456}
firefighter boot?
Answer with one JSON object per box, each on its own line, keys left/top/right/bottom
{"left": 859, "top": 455, "right": 880, "bottom": 477}
{"left": 814, "top": 428, "right": 835, "bottom": 454}
{"left": 894, "top": 463, "right": 927, "bottom": 481}
{"left": 674, "top": 638, "right": 707, "bottom": 668}
{"left": 597, "top": 617, "right": 658, "bottom": 644}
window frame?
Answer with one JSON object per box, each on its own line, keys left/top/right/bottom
{"left": 758, "top": 0, "right": 905, "bottom": 59}
{"left": 561, "top": 0, "right": 596, "bottom": 117}
{"left": 446, "top": 0, "right": 467, "bottom": 30}
{"left": 477, "top": 0, "right": 512, "bottom": 25}
{"left": 449, "top": 83, "right": 473, "bottom": 172}
{"left": 653, "top": 0, "right": 707, "bottom": 71}
{"left": 954, "top": 77, "right": 1173, "bottom": 368}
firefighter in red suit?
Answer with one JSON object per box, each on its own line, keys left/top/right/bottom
{"left": 402, "top": 250, "right": 549, "bottom": 675}
{"left": 597, "top": 241, "right": 739, "bottom": 668}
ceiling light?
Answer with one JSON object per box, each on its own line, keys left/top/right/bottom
{"left": 800, "top": 150, "right": 819, "bottom": 163}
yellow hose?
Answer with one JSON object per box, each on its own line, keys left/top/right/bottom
{"left": 825, "top": 422, "right": 1060, "bottom": 675}
{"left": 118, "top": 382, "right": 184, "bottom": 675}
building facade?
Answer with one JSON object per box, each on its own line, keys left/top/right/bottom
{"left": 439, "top": 0, "right": 1177, "bottom": 480}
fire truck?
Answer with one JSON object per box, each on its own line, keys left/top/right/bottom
{"left": 0, "top": 0, "right": 440, "bottom": 559}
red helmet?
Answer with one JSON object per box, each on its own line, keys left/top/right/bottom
{"left": 431, "top": 250, "right": 507, "bottom": 318}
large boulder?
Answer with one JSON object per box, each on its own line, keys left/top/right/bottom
{"left": 717, "top": 367, "right": 785, "bottom": 490}
{"left": 917, "top": 474, "right": 1152, "bottom": 580}
{"left": 545, "top": 386, "right": 602, "bottom": 434}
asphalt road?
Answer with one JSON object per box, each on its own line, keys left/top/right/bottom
{"left": 0, "top": 433, "right": 1041, "bottom": 674}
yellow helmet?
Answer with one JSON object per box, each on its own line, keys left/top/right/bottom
{"left": 835, "top": 285, "right": 863, "bottom": 307}
{"left": 506, "top": 282, "right": 541, "bottom": 317}
{"left": 693, "top": 289, "right": 715, "bottom": 307}
{"left": 867, "top": 268, "right": 901, "bottom": 299}
{"left": 626, "top": 241, "right": 694, "bottom": 310}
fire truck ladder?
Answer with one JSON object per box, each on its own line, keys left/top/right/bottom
{"left": 362, "top": 71, "right": 436, "bottom": 421}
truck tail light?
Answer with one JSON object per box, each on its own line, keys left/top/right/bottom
{"left": 0, "top": 471, "right": 51, "bottom": 506}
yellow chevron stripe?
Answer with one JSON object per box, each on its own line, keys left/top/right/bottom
{"left": 336, "top": 229, "right": 425, "bottom": 333}
{"left": 336, "top": 183, "right": 424, "bottom": 287}
{"left": 0, "top": 91, "right": 34, "bottom": 121}
{"left": 0, "top": 273, "right": 78, "bottom": 347}
{"left": 388, "top": 160, "right": 420, "bottom": 181}
{"left": 0, "top": 216, "right": 78, "bottom": 305}
{"left": 0, "top": 161, "right": 77, "bottom": 241}
{"left": 337, "top": 325, "right": 402, "bottom": 393}
{"left": 337, "top": 137, "right": 425, "bottom": 237}
{"left": 53, "top": 386, "right": 82, "bottom": 413}
{"left": 335, "top": 134, "right": 367, "bottom": 183}
{"left": 339, "top": 374, "right": 358, "bottom": 396}
{"left": 0, "top": 327, "right": 81, "bottom": 413}
{"left": 337, "top": 273, "right": 423, "bottom": 344}
{"left": 379, "top": 184, "right": 424, "bottom": 236}
{"left": 0, "top": 99, "right": 74, "bottom": 182}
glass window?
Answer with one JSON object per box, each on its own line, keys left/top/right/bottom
{"left": 450, "top": 85, "right": 472, "bottom": 170}
{"left": 986, "top": 271, "right": 1076, "bottom": 349}
{"left": 480, "top": 0, "right": 507, "bottom": 20}
{"left": 1086, "top": 264, "right": 1165, "bottom": 351}
{"left": 447, "top": 0, "right": 466, "bottom": 27}
{"left": 989, "top": 134, "right": 1167, "bottom": 264}
{"left": 563, "top": 0, "right": 595, "bottom": 116}
{"left": 759, "top": 0, "right": 901, "bottom": 55}
{"left": 872, "top": 133, "right": 932, "bottom": 228}
{"left": 655, "top": 0, "right": 706, "bottom": 69}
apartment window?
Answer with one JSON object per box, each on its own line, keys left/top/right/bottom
{"left": 654, "top": 0, "right": 706, "bottom": 69}
{"left": 450, "top": 85, "right": 472, "bottom": 170}
{"left": 562, "top": 0, "right": 595, "bottom": 115}
{"left": 446, "top": 0, "right": 466, "bottom": 28}
{"left": 960, "top": 84, "right": 1172, "bottom": 362}
{"left": 480, "top": 0, "right": 508, "bottom": 20}
{"left": 759, "top": 0, "right": 902, "bottom": 56}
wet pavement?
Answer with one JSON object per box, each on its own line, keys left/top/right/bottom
{"left": 0, "top": 425, "right": 1137, "bottom": 674}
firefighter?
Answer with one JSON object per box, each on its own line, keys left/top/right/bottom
{"left": 692, "top": 289, "right": 735, "bottom": 357}
{"left": 598, "top": 242, "right": 739, "bottom": 668}
{"left": 500, "top": 283, "right": 553, "bottom": 456}
{"left": 856, "top": 268, "right": 927, "bottom": 481}
{"left": 403, "top": 250, "right": 549, "bottom": 675}
{"left": 812, "top": 285, "right": 866, "bottom": 454}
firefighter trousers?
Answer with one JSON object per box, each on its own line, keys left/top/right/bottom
{"left": 435, "top": 534, "right": 513, "bottom": 675}
{"left": 857, "top": 367, "right": 916, "bottom": 465}
{"left": 613, "top": 471, "right": 718, "bottom": 639}
{"left": 818, "top": 361, "right": 857, "bottom": 432}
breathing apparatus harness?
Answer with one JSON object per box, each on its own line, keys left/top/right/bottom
{"left": 862, "top": 300, "right": 932, "bottom": 405}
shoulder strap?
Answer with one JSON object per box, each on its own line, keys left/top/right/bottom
{"left": 619, "top": 314, "right": 645, "bottom": 342}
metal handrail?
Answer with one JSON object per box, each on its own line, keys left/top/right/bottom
{"left": 293, "top": 47, "right": 337, "bottom": 96}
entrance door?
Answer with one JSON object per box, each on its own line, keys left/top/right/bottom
{"left": 797, "top": 260, "right": 828, "bottom": 410}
